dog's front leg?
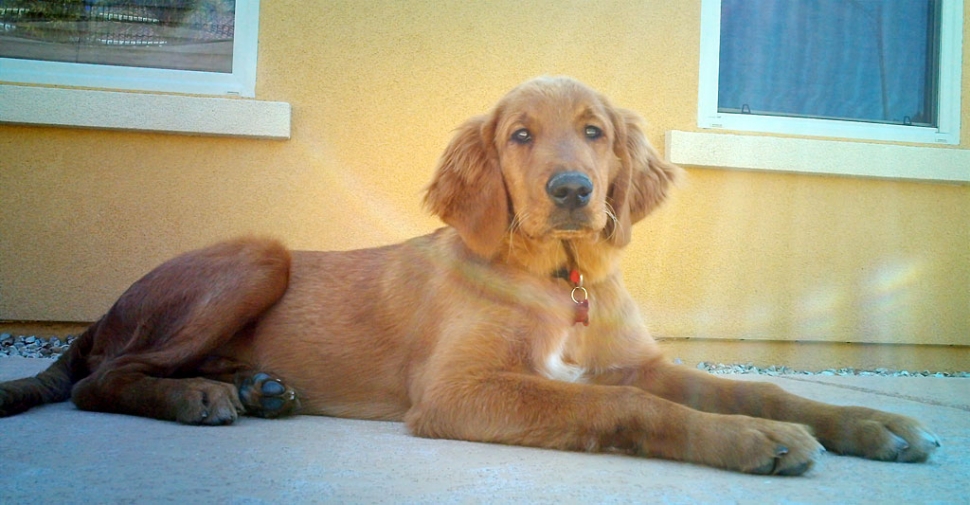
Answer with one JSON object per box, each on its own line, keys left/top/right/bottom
{"left": 620, "top": 361, "right": 940, "bottom": 463}
{"left": 404, "top": 372, "right": 822, "bottom": 475}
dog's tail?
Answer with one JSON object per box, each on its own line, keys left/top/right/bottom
{"left": 0, "top": 321, "right": 96, "bottom": 417}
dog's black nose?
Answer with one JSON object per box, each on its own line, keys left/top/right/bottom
{"left": 546, "top": 171, "right": 593, "bottom": 210}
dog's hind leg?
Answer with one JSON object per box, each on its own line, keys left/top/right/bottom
{"left": 194, "top": 356, "right": 301, "bottom": 419}
{"left": 69, "top": 238, "right": 292, "bottom": 424}
{"left": 73, "top": 363, "right": 246, "bottom": 424}
{"left": 0, "top": 327, "right": 93, "bottom": 417}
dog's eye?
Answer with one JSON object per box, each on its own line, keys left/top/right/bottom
{"left": 511, "top": 128, "right": 533, "bottom": 144}
{"left": 584, "top": 125, "right": 603, "bottom": 140}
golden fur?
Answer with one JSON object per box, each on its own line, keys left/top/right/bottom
{"left": 0, "top": 77, "right": 938, "bottom": 475}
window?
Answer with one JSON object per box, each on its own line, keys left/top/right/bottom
{"left": 698, "top": 0, "right": 963, "bottom": 144}
{"left": 0, "top": 0, "right": 259, "bottom": 97}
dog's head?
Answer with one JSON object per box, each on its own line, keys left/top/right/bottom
{"left": 424, "top": 76, "right": 682, "bottom": 262}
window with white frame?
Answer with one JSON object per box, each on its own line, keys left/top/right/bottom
{"left": 698, "top": 0, "right": 963, "bottom": 145}
{"left": 0, "top": 0, "right": 259, "bottom": 97}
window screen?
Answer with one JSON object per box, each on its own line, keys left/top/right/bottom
{"left": 0, "top": 0, "right": 256, "bottom": 96}
{"left": 0, "top": 0, "right": 236, "bottom": 73}
{"left": 717, "top": 0, "right": 941, "bottom": 128}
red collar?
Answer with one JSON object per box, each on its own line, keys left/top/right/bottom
{"left": 554, "top": 268, "right": 589, "bottom": 326}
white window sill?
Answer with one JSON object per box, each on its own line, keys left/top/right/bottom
{"left": 0, "top": 85, "right": 290, "bottom": 139}
{"left": 666, "top": 130, "right": 970, "bottom": 184}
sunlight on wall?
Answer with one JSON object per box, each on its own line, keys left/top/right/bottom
{"left": 292, "top": 137, "right": 433, "bottom": 249}
{"left": 794, "top": 282, "right": 843, "bottom": 341}
{"left": 859, "top": 258, "right": 925, "bottom": 342}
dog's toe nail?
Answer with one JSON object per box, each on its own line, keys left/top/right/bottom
{"left": 891, "top": 433, "right": 909, "bottom": 451}
{"left": 920, "top": 430, "right": 941, "bottom": 448}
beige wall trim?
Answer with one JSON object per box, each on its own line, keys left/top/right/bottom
{"left": 0, "top": 84, "right": 291, "bottom": 139}
{"left": 666, "top": 130, "right": 970, "bottom": 184}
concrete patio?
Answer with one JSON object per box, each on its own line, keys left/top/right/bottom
{"left": 1, "top": 356, "right": 966, "bottom": 504}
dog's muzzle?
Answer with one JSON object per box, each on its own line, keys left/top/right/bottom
{"left": 546, "top": 171, "right": 593, "bottom": 210}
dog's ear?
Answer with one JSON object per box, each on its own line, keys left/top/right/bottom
{"left": 424, "top": 114, "right": 509, "bottom": 259}
{"left": 606, "top": 108, "right": 683, "bottom": 247}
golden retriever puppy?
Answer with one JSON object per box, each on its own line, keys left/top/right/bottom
{"left": 0, "top": 76, "right": 939, "bottom": 475}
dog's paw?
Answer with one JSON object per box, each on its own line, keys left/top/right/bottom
{"left": 175, "top": 378, "right": 244, "bottom": 426}
{"left": 735, "top": 419, "right": 825, "bottom": 476}
{"left": 236, "top": 372, "right": 300, "bottom": 418}
{"left": 691, "top": 416, "right": 824, "bottom": 476}
{"left": 822, "top": 407, "right": 940, "bottom": 463}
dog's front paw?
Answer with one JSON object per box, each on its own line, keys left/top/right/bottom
{"left": 687, "top": 415, "right": 824, "bottom": 476}
{"left": 734, "top": 418, "right": 825, "bottom": 476}
{"left": 822, "top": 407, "right": 940, "bottom": 463}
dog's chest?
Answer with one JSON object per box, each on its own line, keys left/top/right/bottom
{"left": 538, "top": 331, "right": 588, "bottom": 383}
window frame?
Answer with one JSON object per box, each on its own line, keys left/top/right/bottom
{"left": 697, "top": 0, "right": 963, "bottom": 145}
{"left": 0, "top": 0, "right": 260, "bottom": 98}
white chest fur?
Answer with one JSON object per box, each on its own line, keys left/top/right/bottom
{"left": 539, "top": 333, "right": 587, "bottom": 383}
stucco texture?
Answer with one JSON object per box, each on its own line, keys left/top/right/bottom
{"left": 1, "top": 2, "right": 968, "bottom": 361}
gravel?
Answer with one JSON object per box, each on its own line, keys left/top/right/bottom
{"left": 1, "top": 333, "right": 76, "bottom": 360}
{"left": 690, "top": 360, "right": 970, "bottom": 378}
{"left": 2, "top": 333, "right": 967, "bottom": 378}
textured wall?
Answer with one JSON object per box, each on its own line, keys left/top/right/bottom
{"left": 1, "top": 1, "right": 968, "bottom": 350}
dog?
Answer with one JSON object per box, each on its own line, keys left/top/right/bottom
{"left": 0, "top": 76, "right": 939, "bottom": 475}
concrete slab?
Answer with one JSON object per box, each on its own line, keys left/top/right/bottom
{"left": 768, "top": 374, "right": 970, "bottom": 412}
{"left": 1, "top": 357, "right": 966, "bottom": 504}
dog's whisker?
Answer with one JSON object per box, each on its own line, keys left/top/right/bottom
{"left": 507, "top": 212, "right": 526, "bottom": 259}
{"left": 602, "top": 203, "right": 619, "bottom": 243}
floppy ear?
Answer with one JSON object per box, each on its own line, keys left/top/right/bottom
{"left": 424, "top": 114, "right": 509, "bottom": 259}
{"left": 606, "top": 108, "right": 683, "bottom": 247}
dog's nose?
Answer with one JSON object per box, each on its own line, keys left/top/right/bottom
{"left": 546, "top": 171, "right": 593, "bottom": 210}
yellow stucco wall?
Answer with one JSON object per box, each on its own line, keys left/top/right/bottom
{"left": 1, "top": 2, "right": 968, "bottom": 356}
